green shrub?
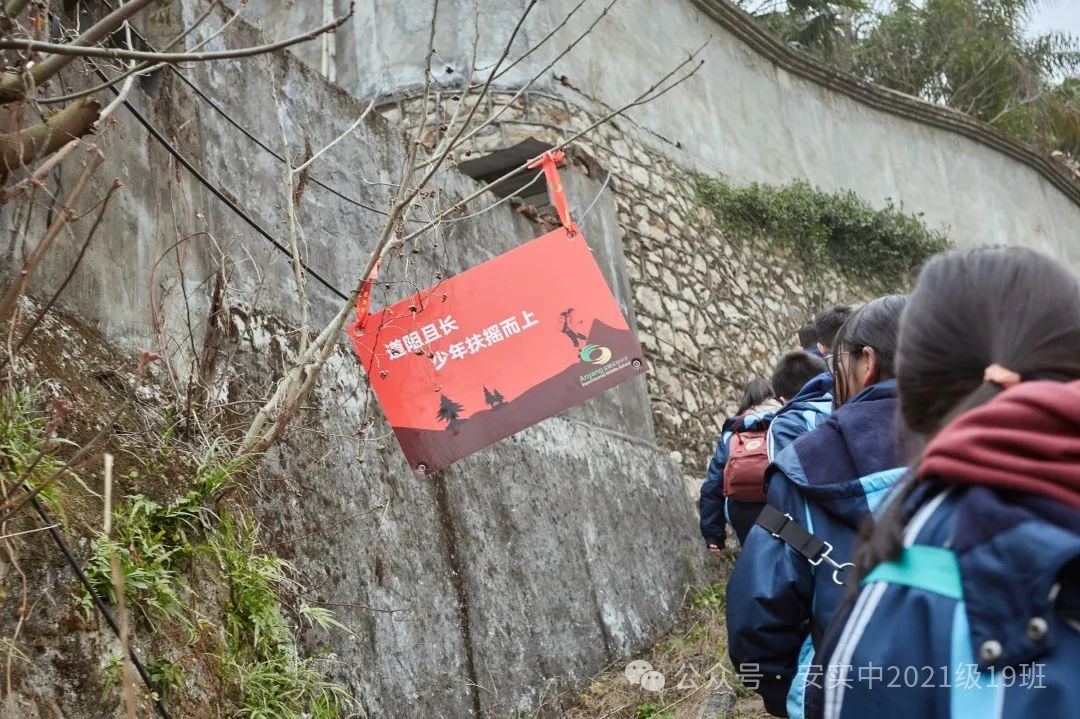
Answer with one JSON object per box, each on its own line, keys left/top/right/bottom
{"left": 693, "top": 175, "right": 949, "bottom": 288}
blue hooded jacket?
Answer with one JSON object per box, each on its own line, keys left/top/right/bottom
{"left": 767, "top": 373, "right": 834, "bottom": 461}
{"left": 727, "top": 379, "right": 905, "bottom": 718}
{"left": 700, "top": 400, "right": 779, "bottom": 545}
{"left": 807, "top": 485, "right": 1080, "bottom": 719}
{"left": 805, "top": 381, "right": 1080, "bottom": 719}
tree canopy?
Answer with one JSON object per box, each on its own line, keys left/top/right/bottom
{"left": 741, "top": 0, "right": 1080, "bottom": 156}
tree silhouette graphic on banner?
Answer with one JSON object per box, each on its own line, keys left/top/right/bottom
{"left": 436, "top": 393, "right": 465, "bottom": 430}
{"left": 483, "top": 387, "right": 507, "bottom": 409}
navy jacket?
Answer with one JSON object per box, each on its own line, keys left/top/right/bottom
{"left": 727, "top": 380, "right": 905, "bottom": 718}
{"left": 767, "top": 373, "right": 834, "bottom": 461}
{"left": 700, "top": 400, "right": 779, "bottom": 545}
{"left": 808, "top": 485, "right": 1080, "bottom": 718}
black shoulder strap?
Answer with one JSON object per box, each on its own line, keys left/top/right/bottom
{"left": 755, "top": 504, "right": 830, "bottom": 563}
{"left": 755, "top": 505, "right": 854, "bottom": 587}
{"left": 757, "top": 505, "right": 864, "bottom": 651}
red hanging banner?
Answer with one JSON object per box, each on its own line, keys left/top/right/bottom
{"left": 348, "top": 155, "right": 646, "bottom": 474}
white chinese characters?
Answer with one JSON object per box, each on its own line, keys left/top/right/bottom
{"left": 384, "top": 315, "right": 460, "bottom": 360}
{"left": 383, "top": 311, "right": 539, "bottom": 370}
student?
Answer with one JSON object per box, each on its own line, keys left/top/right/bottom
{"left": 701, "top": 379, "right": 781, "bottom": 552}
{"left": 727, "top": 295, "right": 908, "bottom": 719}
{"left": 809, "top": 248, "right": 1080, "bottom": 719}
{"left": 767, "top": 351, "right": 833, "bottom": 460}
{"left": 813, "top": 306, "right": 852, "bottom": 358}
{"left": 799, "top": 323, "right": 824, "bottom": 359}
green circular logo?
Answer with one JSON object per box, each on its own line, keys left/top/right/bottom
{"left": 579, "top": 344, "right": 612, "bottom": 365}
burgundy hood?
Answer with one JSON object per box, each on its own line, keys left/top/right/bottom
{"left": 917, "top": 380, "right": 1080, "bottom": 510}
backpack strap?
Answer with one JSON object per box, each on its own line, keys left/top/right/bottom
{"left": 755, "top": 505, "right": 853, "bottom": 586}
{"left": 861, "top": 545, "right": 963, "bottom": 600}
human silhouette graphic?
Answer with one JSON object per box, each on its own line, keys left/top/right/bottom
{"left": 560, "top": 308, "right": 588, "bottom": 348}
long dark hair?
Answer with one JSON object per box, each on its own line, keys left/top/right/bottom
{"left": 736, "top": 378, "right": 774, "bottom": 416}
{"left": 854, "top": 247, "right": 1080, "bottom": 582}
{"left": 831, "top": 294, "right": 907, "bottom": 407}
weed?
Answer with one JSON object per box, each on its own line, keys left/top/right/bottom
{"left": 690, "top": 583, "right": 726, "bottom": 611}
{"left": 146, "top": 658, "right": 184, "bottom": 701}
{"left": 101, "top": 654, "right": 123, "bottom": 699}
{"left": 80, "top": 448, "right": 242, "bottom": 629}
{"left": 0, "top": 386, "right": 75, "bottom": 524}
{"left": 634, "top": 702, "right": 675, "bottom": 719}
{"left": 80, "top": 490, "right": 203, "bottom": 630}
{"left": 211, "top": 510, "right": 354, "bottom": 719}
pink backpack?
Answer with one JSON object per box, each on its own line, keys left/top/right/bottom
{"left": 722, "top": 428, "right": 769, "bottom": 502}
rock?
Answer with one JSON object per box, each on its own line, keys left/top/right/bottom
{"left": 636, "top": 285, "right": 664, "bottom": 316}
{"left": 698, "top": 687, "right": 738, "bottom": 718}
{"left": 629, "top": 163, "right": 652, "bottom": 189}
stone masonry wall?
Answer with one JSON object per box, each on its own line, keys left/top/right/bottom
{"left": 384, "top": 90, "right": 871, "bottom": 496}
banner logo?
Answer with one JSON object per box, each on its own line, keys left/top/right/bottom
{"left": 579, "top": 343, "right": 612, "bottom": 365}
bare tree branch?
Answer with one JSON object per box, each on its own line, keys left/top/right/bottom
{"left": 488, "top": 0, "right": 592, "bottom": 83}
{"left": 0, "top": 0, "right": 155, "bottom": 103}
{"left": 38, "top": 0, "right": 226, "bottom": 105}
{"left": 0, "top": 97, "right": 101, "bottom": 176}
{"left": 400, "top": 46, "right": 707, "bottom": 246}
{"left": 0, "top": 3, "right": 355, "bottom": 70}
{"left": 405, "top": 0, "right": 539, "bottom": 210}
{"left": 237, "top": 42, "right": 707, "bottom": 456}
{"left": 418, "top": 0, "right": 620, "bottom": 169}
{"left": 0, "top": 0, "right": 29, "bottom": 35}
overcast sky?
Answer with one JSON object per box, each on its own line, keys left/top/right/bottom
{"left": 1028, "top": 0, "right": 1080, "bottom": 38}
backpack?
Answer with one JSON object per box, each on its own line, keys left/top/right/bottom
{"left": 723, "top": 427, "right": 770, "bottom": 502}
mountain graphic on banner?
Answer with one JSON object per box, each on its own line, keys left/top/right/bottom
{"left": 393, "top": 320, "right": 645, "bottom": 473}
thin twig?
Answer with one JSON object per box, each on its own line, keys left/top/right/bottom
{"left": 418, "top": 0, "right": 620, "bottom": 168}
{"left": 0, "top": 453, "right": 29, "bottom": 696}
{"left": 238, "top": 40, "right": 706, "bottom": 455}
{"left": 8, "top": 179, "right": 122, "bottom": 360}
{"left": 268, "top": 504, "right": 387, "bottom": 548}
{"left": 292, "top": 96, "right": 378, "bottom": 176}
{"left": 446, "top": 170, "right": 544, "bottom": 224}
{"left": 0, "top": 0, "right": 155, "bottom": 102}
{"left": 579, "top": 169, "right": 613, "bottom": 221}
{"left": 268, "top": 61, "right": 310, "bottom": 353}
{"left": 0, "top": 0, "right": 29, "bottom": 35}
{"left": 489, "top": 0, "right": 592, "bottom": 82}
{"left": 95, "top": 0, "right": 140, "bottom": 126}
{"left": 404, "top": 0, "right": 540, "bottom": 209}
{"left": 0, "top": 148, "right": 104, "bottom": 326}
{"left": 0, "top": 524, "right": 56, "bottom": 541}
{"left": 104, "top": 453, "right": 138, "bottom": 719}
